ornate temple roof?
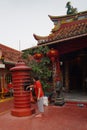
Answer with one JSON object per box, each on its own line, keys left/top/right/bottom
{"left": 0, "top": 44, "right": 21, "bottom": 64}
{"left": 33, "top": 10, "right": 87, "bottom": 46}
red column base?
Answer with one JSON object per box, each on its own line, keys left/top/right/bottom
{"left": 11, "top": 108, "right": 35, "bottom": 117}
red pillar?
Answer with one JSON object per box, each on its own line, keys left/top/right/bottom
{"left": 10, "top": 60, "right": 35, "bottom": 117}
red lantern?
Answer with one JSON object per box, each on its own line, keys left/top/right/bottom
{"left": 47, "top": 48, "right": 59, "bottom": 62}
{"left": 33, "top": 53, "right": 43, "bottom": 62}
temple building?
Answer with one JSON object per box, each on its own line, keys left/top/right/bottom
{"left": 33, "top": 10, "right": 87, "bottom": 93}
{"left": 0, "top": 44, "right": 21, "bottom": 98}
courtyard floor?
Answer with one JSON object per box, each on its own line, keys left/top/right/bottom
{"left": 0, "top": 97, "right": 87, "bottom": 130}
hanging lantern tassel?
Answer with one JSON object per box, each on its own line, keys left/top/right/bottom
{"left": 50, "top": 57, "right": 55, "bottom": 63}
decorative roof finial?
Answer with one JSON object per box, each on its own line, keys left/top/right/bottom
{"left": 66, "top": 1, "right": 78, "bottom": 15}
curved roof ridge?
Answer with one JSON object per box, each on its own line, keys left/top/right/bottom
{"left": 61, "top": 18, "right": 87, "bottom": 27}
{"left": 33, "top": 34, "right": 49, "bottom": 40}
{"left": 48, "top": 10, "right": 87, "bottom": 21}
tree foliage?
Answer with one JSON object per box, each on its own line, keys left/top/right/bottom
{"left": 22, "top": 46, "right": 52, "bottom": 92}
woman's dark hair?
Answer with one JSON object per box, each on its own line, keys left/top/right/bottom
{"left": 33, "top": 76, "right": 39, "bottom": 81}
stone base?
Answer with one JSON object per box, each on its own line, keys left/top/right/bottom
{"left": 11, "top": 107, "right": 35, "bottom": 117}
{"left": 54, "top": 97, "right": 65, "bottom": 106}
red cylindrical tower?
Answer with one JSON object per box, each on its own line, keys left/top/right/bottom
{"left": 10, "top": 60, "right": 35, "bottom": 117}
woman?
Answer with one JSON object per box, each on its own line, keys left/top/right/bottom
{"left": 33, "top": 76, "right": 44, "bottom": 117}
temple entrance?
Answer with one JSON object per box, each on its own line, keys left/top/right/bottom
{"left": 69, "top": 62, "right": 83, "bottom": 91}
{"left": 62, "top": 49, "right": 87, "bottom": 102}
{"left": 62, "top": 49, "right": 87, "bottom": 93}
{"left": 69, "top": 51, "right": 87, "bottom": 92}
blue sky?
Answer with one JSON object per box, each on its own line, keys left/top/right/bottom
{"left": 0, "top": 0, "right": 87, "bottom": 50}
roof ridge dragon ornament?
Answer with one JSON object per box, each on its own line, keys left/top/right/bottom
{"left": 66, "top": 1, "right": 78, "bottom": 15}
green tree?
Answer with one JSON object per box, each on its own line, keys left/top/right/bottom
{"left": 22, "top": 46, "right": 52, "bottom": 93}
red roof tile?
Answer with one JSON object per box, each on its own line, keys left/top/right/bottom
{"left": 0, "top": 44, "right": 21, "bottom": 64}
{"left": 33, "top": 11, "right": 87, "bottom": 45}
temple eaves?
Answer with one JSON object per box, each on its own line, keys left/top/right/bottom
{"left": 33, "top": 10, "right": 87, "bottom": 46}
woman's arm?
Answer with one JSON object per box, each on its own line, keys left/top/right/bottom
{"left": 26, "top": 85, "right": 34, "bottom": 91}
